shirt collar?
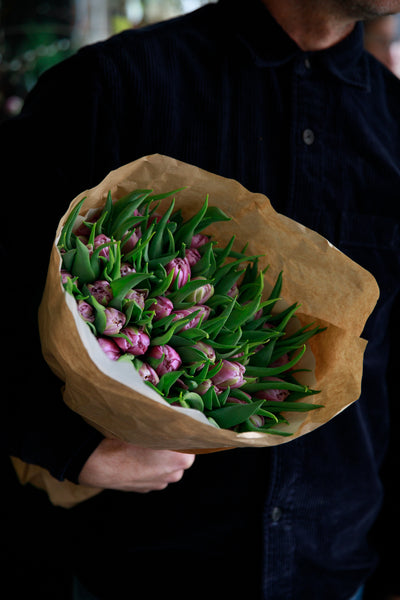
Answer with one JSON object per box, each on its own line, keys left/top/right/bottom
{"left": 218, "top": 0, "right": 370, "bottom": 91}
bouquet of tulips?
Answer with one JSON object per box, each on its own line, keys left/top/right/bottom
{"left": 58, "top": 187, "right": 323, "bottom": 435}
{"left": 12, "top": 155, "right": 378, "bottom": 508}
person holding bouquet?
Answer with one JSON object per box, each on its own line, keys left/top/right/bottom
{"left": 1, "top": 0, "right": 399, "bottom": 599}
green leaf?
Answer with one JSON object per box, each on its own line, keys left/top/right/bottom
{"left": 89, "top": 295, "right": 107, "bottom": 335}
{"left": 114, "top": 215, "right": 145, "bottom": 241}
{"left": 167, "top": 277, "right": 214, "bottom": 306}
{"left": 244, "top": 344, "right": 307, "bottom": 377}
{"left": 193, "top": 205, "right": 231, "bottom": 233}
{"left": 107, "top": 189, "right": 153, "bottom": 236}
{"left": 224, "top": 294, "right": 261, "bottom": 330}
{"left": 148, "top": 268, "right": 175, "bottom": 297}
{"left": 174, "top": 197, "right": 209, "bottom": 248}
{"left": 148, "top": 199, "right": 176, "bottom": 260}
{"left": 242, "top": 380, "right": 308, "bottom": 394}
{"left": 109, "top": 273, "right": 154, "bottom": 309}
{"left": 259, "top": 400, "right": 323, "bottom": 412}
{"left": 61, "top": 248, "right": 77, "bottom": 272}
{"left": 157, "top": 371, "right": 184, "bottom": 396}
{"left": 97, "top": 190, "right": 113, "bottom": 234}
{"left": 150, "top": 313, "right": 200, "bottom": 346}
{"left": 206, "top": 399, "right": 265, "bottom": 429}
{"left": 177, "top": 346, "right": 210, "bottom": 364}
{"left": 58, "top": 197, "right": 86, "bottom": 251}
{"left": 147, "top": 252, "right": 179, "bottom": 270}
{"left": 71, "top": 236, "right": 98, "bottom": 283}
{"left": 190, "top": 242, "right": 217, "bottom": 279}
{"left": 265, "top": 271, "right": 283, "bottom": 309}
{"left": 213, "top": 236, "right": 235, "bottom": 269}
{"left": 215, "top": 327, "right": 242, "bottom": 347}
{"left": 182, "top": 392, "right": 204, "bottom": 412}
{"left": 201, "top": 299, "right": 236, "bottom": 337}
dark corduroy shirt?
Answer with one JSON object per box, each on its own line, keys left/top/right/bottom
{"left": 1, "top": 1, "right": 399, "bottom": 598}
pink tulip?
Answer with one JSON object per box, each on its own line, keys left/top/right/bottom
{"left": 185, "top": 247, "right": 201, "bottom": 266}
{"left": 120, "top": 262, "right": 136, "bottom": 277}
{"left": 125, "top": 289, "right": 148, "bottom": 310}
{"left": 114, "top": 326, "right": 150, "bottom": 355}
{"left": 186, "top": 278, "right": 214, "bottom": 304}
{"left": 149, "top": 296, "right": 174, "bottom": 320}
{"left": 98, "top": 337, "right": 121, "bottom": 361}
{"left": 94, "top": 234, "right": 112, "bottom": 258}
{"left": 77, "top": 300, "right": 95, "bottom": 323}
{"left": 193, "top": 341, "right": 216, "bottom": 363}
{"left": 74, "top": 211, "right": 101, "bottom": 237}
{"left": 61, "top": 269, "right": 73, "bottom": 284}
{"left": 122, "top": 227, "right": 142, "bottom": 254}
{"left": 190, "top": 233, "right": 209, "bottom": 249}
{"left": 165, "top": 256, "right": 191, "bottom": 289}
{"left": 227, "top": 284, "right": 239, "bottom": 298}
{"left": 211, "top": 359, "right": 246, "bottom": 389}
{"left": 103, "top": 307, "right": 126, "bottom": 335}
{"left": 172, "top": 305, "right": 210, "bottom": 330}
{"left": 138, "top": 362, "right": 159, "bottom": 386}
{"left": 148, "top": 345, "right": 182, "bottom": 376}
{"left": 195, "top": 379, "right": 223, "bottom": 396}
{"left": 87, "top": 280, "right": 113, "bottom": 306}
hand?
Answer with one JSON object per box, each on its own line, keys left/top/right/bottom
{"left": 78, "top": 438, "right": 195, "bottom": 493}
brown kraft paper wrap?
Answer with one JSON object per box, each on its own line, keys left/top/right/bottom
{"left": 12, "top": 154, "right": 380, "bottom": 508}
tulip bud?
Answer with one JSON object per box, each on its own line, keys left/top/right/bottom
{"left": 185, "top": 247, "right": 201, "bottom": 266}
{"left": 190, "top": 233, "right": 209, "bottom": 249}
{"left": 165, "top": 257, "right": 191, "bottom": 289}
{"left": 61, "top": 269, "right": 73, "bottom": 285}
{"left": 249, "top": 414, "right": 265, "bottom": 427}
{"left": 138, "top": 362, "right": 159, "bottom": 385}
{"left": 98, "top": 337, "right": 121, "bottom": 361}
{"left": 172, "top": 305, "right": 210, "bottom": 330}
{"left": 74, "top": 211, "right": 101, "bottom": 237}
{"left": 186, "top": 277, "right": 214, "bottom": 304}
{"left": 94, "top": 234, "right": 112, "bottom": 258}
{"left": 227, "top": 284, "right": 239, "bottom": 298}
{"left": 255, "top": 377, "right": 289, "bottom": 402}
{"left": 103, "top": 307, "right": 126, "bottom": 335}
{"left": 193, "top": 341, "right": 216, "bottom": 363}
{"left": 149, "top": 296, "right": 174, "bottom": 320}
{"left": 194, "top": 379, "right": 213, "bottom": 395}
{"left": 120, "top": 262, "right": 136, "bottom": 277}
{"left": 114, "top": 326, "right": 150, "bottom": 355}
{"left": 125, "top": 289, "right": 148, "bottom": 310}
{"left": 77, "top": 300, "right": 95, "bottom": 323}
{"left": 148, "top": 344, "right": 182, "bottom": 376}
{"left": 87, "top": 280, "right": 113, "bottom": 306}
{"left": 211, "top": 359, "right": 246, "bottom": 389}
{"left": 122, "top": 227, "right": 142, "bottom": 254}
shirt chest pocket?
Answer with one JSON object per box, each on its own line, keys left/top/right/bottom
{"left": 338, "top": 212, "right": 400, "bottom": 338}
{"left": 339, "top": 212, "right": 399, "bottom": 252}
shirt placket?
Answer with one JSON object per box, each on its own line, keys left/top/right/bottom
{"left": 261, "top": 54, "right": 325, "bottom": 600}
{"left": 286, "top": 54, "right": 328, "bottom": 222}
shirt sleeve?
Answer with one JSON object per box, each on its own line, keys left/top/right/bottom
{"left": 0, "top": 46, "right": 121, "bottom": 481}
{"left": 367, "top": 291, "right": 400, "bottom": 597}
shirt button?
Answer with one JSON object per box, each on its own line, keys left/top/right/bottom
{"left": 302, "top": 128, "right": 315, "bottom": 145}
{"left": 271, "top": 506, "right": 283, "bottom": 522}
{"left": 304, "top": 57, "right": 311, "bottom": 69}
